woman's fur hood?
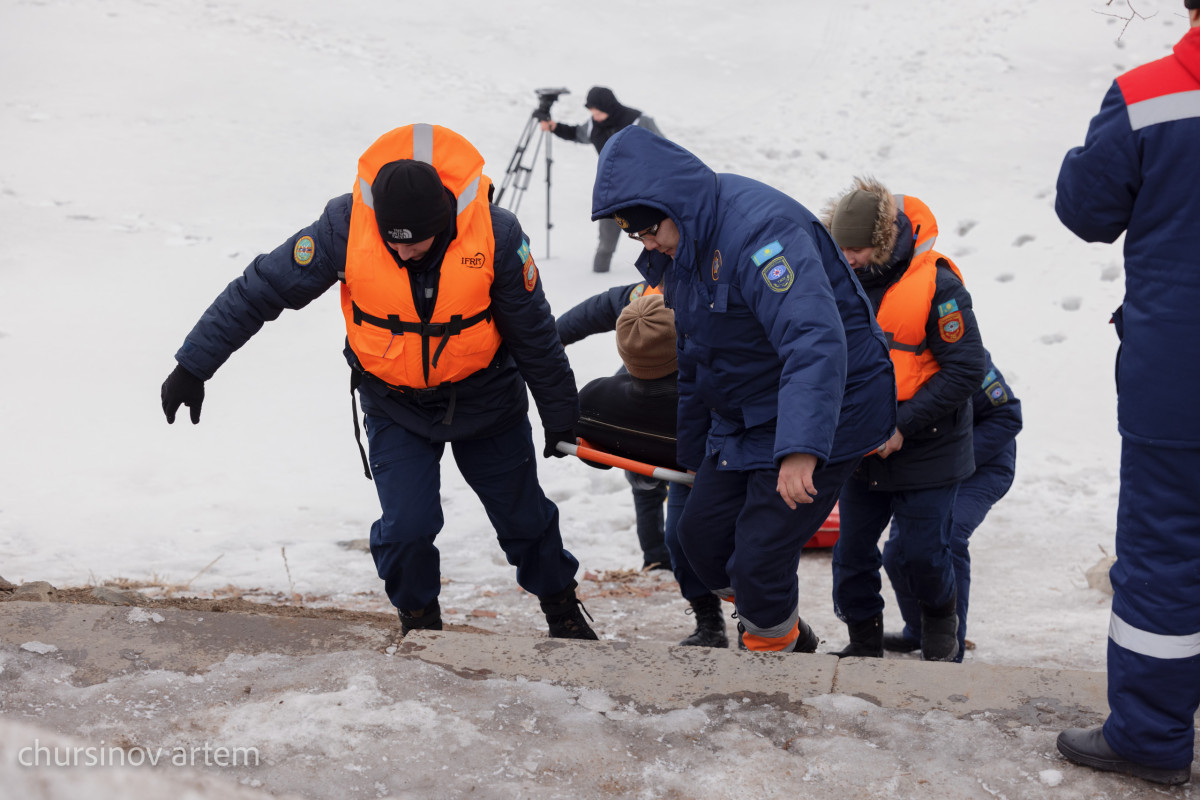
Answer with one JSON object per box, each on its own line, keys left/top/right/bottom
{"left": 820, "top": 176, "right": 898, "bottom": 267}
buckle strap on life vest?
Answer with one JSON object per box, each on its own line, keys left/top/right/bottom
{"left": 350, "top": 301, "right": 493, "bottom": 384}
{"left": 884, "top": 331, "right": 928, "bottom": 355}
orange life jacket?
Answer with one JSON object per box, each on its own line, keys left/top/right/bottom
{"left": 875, "top": 195, "right": 965, "bottom": 402}
{"left": 341, "top": 124, "right": 501, "bottom": 389}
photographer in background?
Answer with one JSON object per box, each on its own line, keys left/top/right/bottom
{"left": 540, "top": 87, "right": 663, "bottom": 273}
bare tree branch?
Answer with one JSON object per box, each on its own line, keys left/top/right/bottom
{"left": 1095, "top": 0, "right": 1158, "bottom": 41}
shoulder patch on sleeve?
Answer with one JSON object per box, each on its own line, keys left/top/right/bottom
{"left": 984, "top": 380, "right": 1009, "bottom": 406}
{"left": 761, "top": 256, "right": 794, "bottom": 293}
{"left": 751, "top": 241, "right": 784, "bottom": 267}
{"left": 293, "top": 235, "right": 315, "bottom": 266}
{"left": 937, "top": 298, "right": 959, "bottom": 317}
{"left": 938, "top": 310, "right": 965, "bottom": 343}
{"left": 519, "top": 239, "right": 538, "bottom": 292}
{"left": 628, "top": 283, "right": 648, "bottom": 302}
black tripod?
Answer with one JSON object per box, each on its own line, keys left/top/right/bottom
{"left": 495, "top": 88, "right": 568, "bottom": 258}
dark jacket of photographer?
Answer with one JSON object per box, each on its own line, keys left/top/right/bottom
{"left": 551, "top": 87, "right": 662, "bottom": 154}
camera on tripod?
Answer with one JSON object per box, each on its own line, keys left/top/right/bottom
{"left": 532, "top": 87, "right": 569, "bottom": 122}
{"left": 495, "top": 87, "right": 571, "bottom": 256}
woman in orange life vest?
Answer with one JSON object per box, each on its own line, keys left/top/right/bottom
{"left": 822, "top": 177, "right": 986, "bottom": 663}
{"left": 160, "top": 124, "right": 596, "bottom": 641}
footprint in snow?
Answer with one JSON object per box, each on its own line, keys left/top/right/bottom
{"left": 1041, "top": 333, "right": 1066, "bottom": 345}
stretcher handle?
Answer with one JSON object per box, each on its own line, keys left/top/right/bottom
{"left": 556, "top": 441, "right": 695, "bottom": 486}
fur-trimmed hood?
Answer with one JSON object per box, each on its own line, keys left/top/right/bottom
{"left": 820, "top": 176, "right": 898, "bottom": 267}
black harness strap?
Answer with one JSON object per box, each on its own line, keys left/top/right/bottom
{"left": 349, "top": 369, "right": 372, "bottom": 480}
{"left": 884, "top": 331, "right": 928, "bottom": 355}
{"left": 351, "top": 302, "right": 492, "bottom": 385}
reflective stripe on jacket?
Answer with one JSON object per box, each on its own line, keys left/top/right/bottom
{"left": 341, "top": 124, "right": 502, "bottom": 388}
{"left": 877, "top": 195, "right": 964, "bottom": 401}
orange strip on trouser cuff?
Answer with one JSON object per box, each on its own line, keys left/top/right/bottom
{"left": 742, "top": 621, "right": 799, "bottom": 652}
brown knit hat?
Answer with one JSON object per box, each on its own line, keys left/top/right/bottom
{"left": 616, "top": 294, "right": 677, "bottom": 380}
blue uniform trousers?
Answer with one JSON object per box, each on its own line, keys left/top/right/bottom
{"left": 663, "top": 483, "right": 710, "bottom": 601}
{"left": 833, "top": 477, "right": 958, "bottom": 625}
{"left": 888, "top": 460, "right": 1015, "bottom": 661}
{"left": 626, "top": 472, "right": 671, "bottom": 569}
{"left": 1104, "top": 439, "right": 1200, "bottom": 770}
{"left": 364, "top": 412, "right": 580, "bottom": 612}
{"left": 678, "top": 454, "right": 858, "bottom": 635}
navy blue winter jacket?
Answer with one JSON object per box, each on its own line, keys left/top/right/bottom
{"left": 173, "top": 194, "right": 579, "bottom": 442}
{"left": 1056, "top": 26, "right": 1200, "bottom": 448}
{"left": 591, "top": 127, "right": 896, "bottom": 471}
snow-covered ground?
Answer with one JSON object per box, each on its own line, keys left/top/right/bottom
{"left": 2, "top": 0, "right": 1195, "bottom": 796}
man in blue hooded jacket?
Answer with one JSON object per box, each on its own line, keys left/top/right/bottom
{"left": 591, "top": 126, "right": 896, "bottom": 653}
{"left": 1054, "top": 1, "right": 1200, "bottom": 785}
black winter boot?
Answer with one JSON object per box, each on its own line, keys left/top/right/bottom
{"left": 679, "top": 595, "right": 729, "bottom": 648}
{"left": 1057, "top": 726, "right": 1191, "bottom": 785}
{"left": 829, "top": 613, "right": 884, "bottom": 658}
{"left": 538, "top": 581, "right": 599, "bottom": 640}
{"left": 882, "top": 631, "right": 921, "bottom": 653}
{"left": 920, "top": 594, "right": 960, "bottom": 662}
{"left": 398, "top": 599, "right": 443, "bottom": 636}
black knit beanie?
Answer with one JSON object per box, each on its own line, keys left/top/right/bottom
{"left": 372, "top": 160, "right": 453, "bottom": 244}
{"left": 612, "top": 205, "right": 665, "bottom": 234}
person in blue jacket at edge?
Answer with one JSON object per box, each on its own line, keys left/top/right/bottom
{"left": 590, "top": 125, "right": 897, "bottom": 654}
{"left": 1053, "top": 0, "right": 1200, "bottom": 786}
{"left": 159, "top": 124, "right": 598, "bottom": 642}
{"left": 882, "top": 350, "right": 1022, "bottom": 662}
{"left": 559, "top": 287, "right": 728, "bottom": 647}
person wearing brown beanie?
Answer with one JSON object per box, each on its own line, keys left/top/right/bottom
{"left": 161, "top": 123, "right": 597, "bottom": 643}
{"left": 561, "top": 290, "right": 728, "bottom": 648}
{"left": 1053, "top": 1, "right": 1200, "bottom": 785}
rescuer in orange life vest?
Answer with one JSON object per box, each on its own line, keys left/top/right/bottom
{"left": 822, "top": 177, "right": 986, "bottom": 663}
{"left": 159, "top": 124, "right": 597, "bottom": 641}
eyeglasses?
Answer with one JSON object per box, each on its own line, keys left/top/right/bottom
{"left": 627, "top": 222, "right": 660, "bottom": 242}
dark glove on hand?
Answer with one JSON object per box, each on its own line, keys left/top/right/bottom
{"left": 161, "top": 364, "right": 205, "bottom": 424}
{"left": 543, "top": 429, "right": 576, "bottom": 459}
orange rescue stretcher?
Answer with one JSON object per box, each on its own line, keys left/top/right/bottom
{"left": 557, "top": 439, "right": 840, "bottom": 549}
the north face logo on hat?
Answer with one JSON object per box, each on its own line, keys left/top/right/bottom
{"left": 388, "top": 228, "right": 414, "bottom": 241}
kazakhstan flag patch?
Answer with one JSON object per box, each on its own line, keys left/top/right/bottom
{"left": 751, "top": 240, "right": 783, "bottom": 266}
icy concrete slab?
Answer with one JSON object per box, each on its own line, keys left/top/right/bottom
{"left": 833, "top": 656, "right": 1110, "bottom": 725}
{"left": 0, "top": 600, "right": 1115, "bottom": 727}
{"left": 0, "top": 601, "right": 397, "bottom": 685}
{"left": 400, "top": 630, "right": 839, "bottom": 712}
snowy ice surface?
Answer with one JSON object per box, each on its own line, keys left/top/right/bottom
{"left": 2, "top": 0, "right": 1196, "bottom": 797}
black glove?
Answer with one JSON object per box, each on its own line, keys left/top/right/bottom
{"left": 161, "top": 364, "right": 205, "bottom": 424}
{"left": 543, "top": 429, "right": 576, "bottom": 459}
